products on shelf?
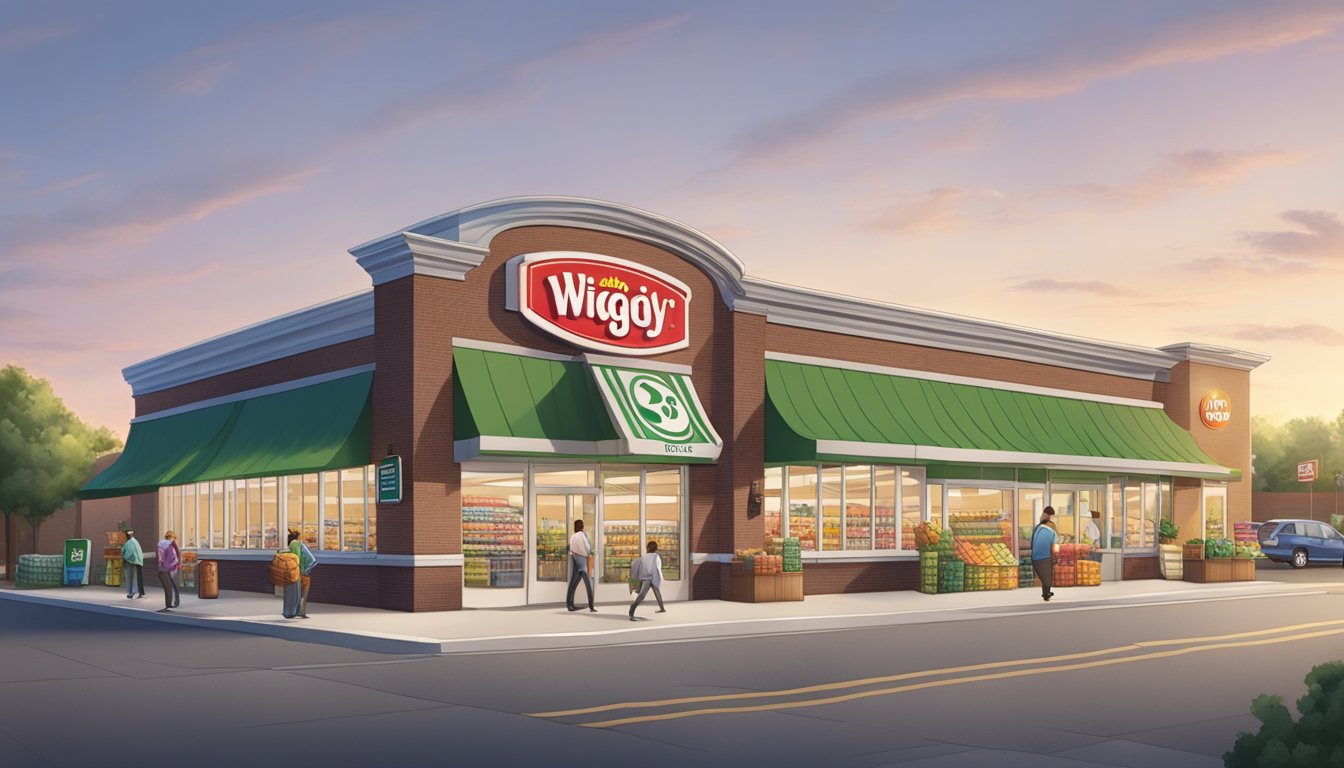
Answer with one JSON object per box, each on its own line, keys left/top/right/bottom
{"left": 789, "top": 503, "right": 817, "bottom": 551}
{"left": 604, "top": 521, "right": 639, "bottom": 583}
{"left": 874, "top": 505, "right": 897, "bottom": 549}
{"left": 462, "top": 495, "right": 524, "bottom": 588}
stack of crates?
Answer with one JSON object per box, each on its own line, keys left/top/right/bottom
{"left": 938, "top": 557, "right": 964, "bottom": 593}
{"left": 16, "top": 554, "right": 64, "bottom": 588}
{"left": 782, "top": 537, "right": 803, "bottom": 573}
{"left": 1076, "top": 559, "right": 1101, "bottom": 586}
{"left": 919, "top": 551, "right": 939, "bottom": 594}
{"left": 1018, "top": 557, "right": 1035, "bottom": 588}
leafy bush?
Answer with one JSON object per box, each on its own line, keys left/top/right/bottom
{"left": 1225, "top": 661, "right": 1344, "bottom": 767}
{"left": 1186, "top": 538, "right": 1204, "bottom": 547}
{"left": 1159, "top": 519, "right": 1179, "bottom": 541}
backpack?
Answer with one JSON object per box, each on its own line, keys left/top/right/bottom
{"left": 268, "top": 552, "right": 300, "bottom": 586}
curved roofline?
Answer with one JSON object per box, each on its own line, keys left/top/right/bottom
{"left": 349, "top": 195, "right": 748, "bottom": 306}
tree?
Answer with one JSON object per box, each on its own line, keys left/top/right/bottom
{"left": 1252, "top": 411, "right": 1344, "bottom": 492}
{"left": 0, "top": 365, "right": 120, "bottom": 566}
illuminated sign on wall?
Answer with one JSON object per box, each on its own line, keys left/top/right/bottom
{"left": 510, "top": 252, "right": 691, "bottom": 356}
{"left": 1199, "top": 389, "right": 1231, "bottom": 430}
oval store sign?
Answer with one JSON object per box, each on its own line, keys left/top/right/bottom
{"left": 512, "top": 252, "right": 691, "bottom": 356}
{"left": 1199, "top": 389, "right": 1231, "bottom": 430}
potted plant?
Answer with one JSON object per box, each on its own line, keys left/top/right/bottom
{"left": 1183, "top": 538, "right": 1205, "bottom": 560}
{"left": 1159, "top": 519, "right": 1179, "bottom": 544}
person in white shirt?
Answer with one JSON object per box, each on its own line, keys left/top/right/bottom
{"left": 566, "top": 519, "right": 596, "bottom": 612}
{"left": 628, "top": 540, "right": 666, "bottom": 621}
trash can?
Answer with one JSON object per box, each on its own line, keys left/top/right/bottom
{"left": 198, "top": 560, "right": 218, "bottom": 599}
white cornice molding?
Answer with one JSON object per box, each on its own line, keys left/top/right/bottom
{"left": 123, "top": 292, "right": 375, "bottom": 396}
{"left": 349, "top": 230, "right": 490, "bottom": 285}
{"left": 348, "top": 196, "right": 748, "bottom": 304}
{"left": 1159, "top": 343, "right": 1271, "bottom": 372}
{"left": 745, "top": 277, "right": 1180, "bottom": 383}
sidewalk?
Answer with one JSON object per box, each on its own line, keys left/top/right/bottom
{"left": 1, "top": 576, "right": 1331, "bottom": 655}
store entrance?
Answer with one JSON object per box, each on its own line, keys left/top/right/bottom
{"left": 530, "top": 491, "right": 596, "bottom": 605}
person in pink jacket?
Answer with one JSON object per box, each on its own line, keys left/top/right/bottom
{"left": 156, "top": 531, "right": 181, "bottom": 612}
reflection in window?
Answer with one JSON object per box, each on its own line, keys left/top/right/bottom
{"left": 764, "top": 467, "right": 783, "bottom": 541}
{"left": 787, "top": 466, "right": 819, "bottom": 551}
{"left": 844, "top": 465, "right": 872, "bottom": 550}
{"left": 601, "top": 470, "right": 641, "bottom": 584}
{"left": 821, "top": 466, "right": 843, "bottom": 551}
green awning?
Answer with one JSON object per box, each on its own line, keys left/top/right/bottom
{"left": 765, "top": 357, "right": 1235, "bottom": 479}
{"left": 453, "top": 347, "right": 721, "bottom": 462}
{"left": 80, "top": 372, "right": 372, "bottom": 499}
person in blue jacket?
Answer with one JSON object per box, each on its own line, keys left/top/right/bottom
{"left": 120, "top": 529, "right": 145, "bottom": 599}
{"left": 1030, "top": 507, "right": 1060, "bottom": 602}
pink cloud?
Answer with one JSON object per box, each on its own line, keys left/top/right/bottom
{"left": 1241, "top": 209, "right": 1344, "bottom": 259}
{"left": 1181, "top": 323, "right": 1344, "bottom": 346}
{"left": 732, "top": 5, "right": 1344, "bottom": 166}
{"left": 1008, "top": 278, "right": 1133, "bottom": 297}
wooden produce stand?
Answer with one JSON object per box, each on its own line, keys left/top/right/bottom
{"left": 1183, "top": 557, "right": 1256, "bottom": 583}
{"left": 727, "top": 557, "right": 803, "bottom": 603}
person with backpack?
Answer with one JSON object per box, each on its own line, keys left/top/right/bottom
{"left": 279, "top": 530, "right": 304, "bottom": 619}
{"left": 1031, "top": 507, "right": 1060, "bottom": 602}
{"left": 121, "top": 529, "right": 145, "bottom": 599}
{"left": 155, "top": 530, "right": 180, "bottom": 612}
{"left": 628, "top": 540, "right": 667, "bottom": 621}
{"left": 297, "top": 534, "right": 317, "bottom": 619}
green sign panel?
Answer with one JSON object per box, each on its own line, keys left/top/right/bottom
{"left": 64, "top": 538, "right": 92, "bottom": 586}
{"left": 378, "top": 455, "right": 402, "bottom": 504}
{"left": 591, "top": 364, "right": 722, "bottom": 461}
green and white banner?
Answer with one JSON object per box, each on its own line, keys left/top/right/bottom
{"left": 591, "top": 363, "right": 722, "bottom": 461}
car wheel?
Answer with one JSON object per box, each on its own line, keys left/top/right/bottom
{"left": 1292, "top": 549, "right": 1308, "bottom": 568}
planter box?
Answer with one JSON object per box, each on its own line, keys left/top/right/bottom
{"left": 729, "top": 571, "right": 804, "bottom": 602}
{"left": 1184, "top": 557, "right": 1255, "bottom": 583}
{"left": 1182, "top": 545, "right": 1204, "bottom": 560}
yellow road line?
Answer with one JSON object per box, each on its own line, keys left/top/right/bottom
{"left": 529, "top": 619, "right": 1344, "bottom": 718}
{"left": 580, "top": 626, "right": 1344, "bottom": 728}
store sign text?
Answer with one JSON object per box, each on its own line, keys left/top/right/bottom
{"left": 512, "top": 252, "right": 691, "bottom": 356}
{"left": 1298, "top": 459, "right": 1319, "bottom": 483}
{"left": 1198, "top": 389, "right": 1231, "bottom": 430}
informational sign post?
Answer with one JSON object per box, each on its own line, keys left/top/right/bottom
{"left": 378, "top": 455, "right": 402, "bottom": 504}
{"left": 64, "top": 538, "right": 92, "bottom": 586}
{"left": 1299, "top": 459, "right": 1320, "bottom": 519}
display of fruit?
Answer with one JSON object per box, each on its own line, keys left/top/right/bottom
{"left": 920, "top": 551, "right": 939, "bottom": 594}
{"left": 913, "top": 520, "right": 943, "bottom": 551}
{"left": 938, "top": 557, "right": 964, "bottom": 593}
{"left": 1204, "top": 538, "right": 1235, "bottom": 558}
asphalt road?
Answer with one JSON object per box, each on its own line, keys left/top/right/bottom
{"left": 5, "top": 576, "right": 1344, "bottom": 768}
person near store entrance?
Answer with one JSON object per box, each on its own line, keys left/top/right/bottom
{"left": 1031, "top": 507, "right": 1060, "bottom": 602}
{"left": 155, "top": 530, "right": 180, "bottom": 612}
{"left": 121, "top": 529, "right": 145, "bottom": 599}
{"left": 628, "top": 540, "right": 667, "bottom": 621}
{"left": 281, "top": 530, "right": 305, "bottom": 619}
{"left": 566, "top": 519, "right": 596, "bottom": 612}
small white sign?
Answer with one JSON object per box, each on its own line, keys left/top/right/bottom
{"left": 1297, "top": 459, "right": 1319, "bottom": 483}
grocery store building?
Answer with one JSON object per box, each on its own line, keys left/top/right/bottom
{"left": 79, "top": 197, "right": 1268, "bottom": 611}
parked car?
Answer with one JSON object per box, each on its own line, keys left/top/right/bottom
{"left": 1258, "top": 519, "right": 1344, "bottom": 568}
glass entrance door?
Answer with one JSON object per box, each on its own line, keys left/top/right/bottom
{"left": 530, "top": 492, "right": 595, "bottom": 604}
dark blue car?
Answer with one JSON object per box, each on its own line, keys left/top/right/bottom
{"left": 1257, "top": 519, "right": 1344, "bottom": 568}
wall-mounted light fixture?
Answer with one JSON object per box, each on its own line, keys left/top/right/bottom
{"left": 386, "top": 443, "right": 395, "bottom": 457}
{"left": 748, "top": 480, "right": 763, "bottom": 517}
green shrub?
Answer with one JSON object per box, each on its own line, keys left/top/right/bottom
{"left": 1159, "top": 519, "right": 1179, "bottom": 541}
{"left": 1224, "top": 661, "right": 1344, "bottom": 767}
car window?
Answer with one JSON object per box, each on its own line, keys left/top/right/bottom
{"left": 1279, "top": 523, "right": 1298, "bottom": 536}
{"left": 1306, "top": 523, "right": 1327, "bottom": 538}
{"left": 1325, "top": 526, "right": 1344, "bottom": 540}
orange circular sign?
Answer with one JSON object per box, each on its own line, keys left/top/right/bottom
{"left": 1199, "top": 389, "right": 1231, "bottom": 430}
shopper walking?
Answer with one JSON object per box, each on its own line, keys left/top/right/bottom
{"left": 121, "top": 529, "right": 145, "bottom": 599}
{"left": 628, "top": 540, "right": 667, "bottom": 621}
{"left": 566, "top": 519, "right": 596, "bottom": 612}
{"left": 155, "top": 531, "right": 180, "bottom": 611}
{"left": 281, "top": 530, "right": 304, "bottom": 619}
{"left": 297, "top": 535, "right": 317, "bottom": 619}
{"left": 1031, "top": 507, "right": 1060, "bottom": 602}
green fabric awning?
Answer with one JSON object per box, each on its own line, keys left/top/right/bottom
{"left": 765, "top": 357, "right": 1235, "bottom": 478}
{"left": 80, "top": 372, "right": 372, "bottom": 499}
{"left": 453, "top": 347, "right": 720, "bottom": 462}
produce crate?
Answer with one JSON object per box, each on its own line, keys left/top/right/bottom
{"left": 937, "top": 557, "right": 964, "bottom": 593}
{"left": 104, "top": 556, "right": 123, "bottom": 586}
{"left": 728, "top": 571, "right": 803, "bottom": 602}
{"left": 919, "top": 551, "right": 939, "bottom": 594}
{"left": 1182, "top": 544, "right": 1204, "bottom": 560}
{"left": 1018, "top": 557, "right": 1036, "bottom": 588}
{"left": 15, "top": 554, "right": 64, "bottom": 588}
{"left": 1076, "top": 560, "right": 1101, "bottom": 586}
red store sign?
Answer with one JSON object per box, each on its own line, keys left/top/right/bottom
{"left": 511, "top": 252, "right": 691, "bottom": 356}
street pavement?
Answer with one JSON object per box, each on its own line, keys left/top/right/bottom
{"left": 0, "top": 561, "right": 1337, "bottom": 654}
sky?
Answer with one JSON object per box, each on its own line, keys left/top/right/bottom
{"left": 1, "top": 0, "right": 1342, "bottom": 442}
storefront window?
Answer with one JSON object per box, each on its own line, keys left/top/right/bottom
{"left": 875, "top": 466, "right": 896, "bottom": 550}
{"left": 182, "top": 484, "right": 197, "bottom": 548}
{"left": 948, "top": 487, "right": 1012, "bottom": 552}
{"left": 1160, "top": 480, "right": 1173, "bottom": 523}
{"left": 245, "top": 478, "right": 262, "bottom": 548}
{"left": 899, "top": 469, "right": 922, "bottom": 551}
{"left": 1204, "top": 483, "right": 1228, "bottom": 541}
{"left": 261, "top": 477, "right": 279, "bottom": 549}
{"left": 288, "top": 474, "right": 318, "bottom": 549}
{"left": 1078, "top": 489, "right": 1102, "bottom": 549}
{"left": 341, "top": 468, "right": 367, "bottom": 551}
{"left": 209, "top": 481, "right": 225, "bottom": 548}
{"left": 787, "top": 466, "right": 819, "bottom": 551}
{"left": 601, "top": 470, "right": 641, "bottom": 584}
{"left": 645, "top": 468, "right": 682, "bottom": 580}
{"left": 1108, "top": 484, "right": 1124, "bottom": 549}
{"left": 1017, "top": 488, "right": 1044, "bottom": 559}
{"left": 462, "top": 469, "right": 525, "bottom": 589}
{"left": 844, "top": 465, "right": 872, "bottom": 550}
{"left": 1050, "top": 490, "right": 1077, "bottom": 543}
{"left": 1124, "top": 484, "right": 1142, "bottom": 548}
{"left": 230, "top": 479, "right": 248, "bottom": 548}
{"left": 821, "top": 466, "right": 842, "bottom": 551}
{"left": 533, "top": 467, "right": 595, "bottom": 487}
{"left": 764, "top": 467, "right": 783, "bottom": 541}
{"left": 1142, "top": 483, "right": 1159, "bottom": 550}
{"left": 929, "top": 483, "right": 943, "bottom": 529}
{"left": 366, "top": 469, "right": 377, "bottom": 551}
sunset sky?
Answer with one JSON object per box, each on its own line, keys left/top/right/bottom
{"left": 2, "top": 1, "right": 1342, "bottom": 441}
